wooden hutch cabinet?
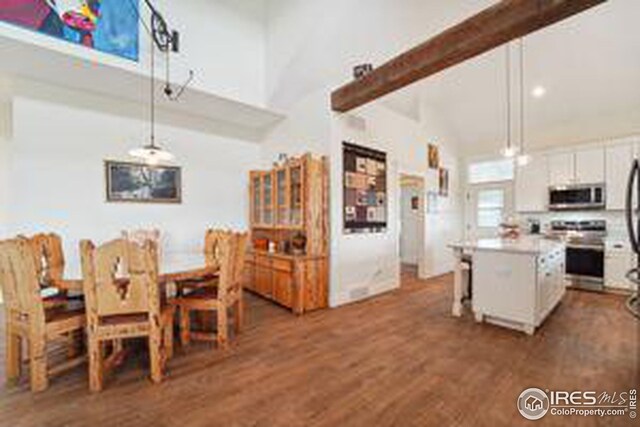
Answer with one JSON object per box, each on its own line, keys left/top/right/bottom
{"left": 245, "top": 154, "right": 329, "bottom": 314}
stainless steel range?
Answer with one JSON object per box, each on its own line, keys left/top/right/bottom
{"left": 549, "top": 220, "right": 607, "bottom": 291}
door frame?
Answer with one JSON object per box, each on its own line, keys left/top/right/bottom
{"left": 399, "top": 174, "right": 426, "bottom": 278}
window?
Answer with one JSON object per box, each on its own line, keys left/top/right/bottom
{"left": 477, "top": 189, "right": 505, "bottom": 228}
{"left": 468, "top": 159, "right": 514, "bottom": 184}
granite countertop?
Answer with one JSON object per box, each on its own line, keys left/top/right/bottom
{"left": 449, "top": 236, "right": 565, "bottom": 255}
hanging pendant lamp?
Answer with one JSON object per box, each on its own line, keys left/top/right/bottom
{"left": 129, "top": 31, "right": 174, "bottom": 165}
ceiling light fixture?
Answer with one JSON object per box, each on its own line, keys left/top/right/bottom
{"left": 128, "top": 0, "right": 180, "bottom": 165}
{"left": 501, "top": 44, "right": 519, "bottom": 159}
{"left": 531, "top": 85, "right": 546, "bottom": 99}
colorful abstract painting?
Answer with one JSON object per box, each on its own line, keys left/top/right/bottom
{"left": 0, "top": 0, "right": 139, "bottom": 61}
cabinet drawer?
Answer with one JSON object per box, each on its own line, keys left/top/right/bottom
{"left": 272, "top": 258, "right": 294, "bottom": 273}
{"left": 255, "top": 255, "right": 272, "bottom": 268}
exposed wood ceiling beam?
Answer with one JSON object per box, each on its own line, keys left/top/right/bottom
{"left": 331, "top": 0, "right": 608, "bottom": 112}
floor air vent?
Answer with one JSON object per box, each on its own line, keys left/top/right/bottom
{"left": 350, "top": 287, "right": 370, "bottom": 301}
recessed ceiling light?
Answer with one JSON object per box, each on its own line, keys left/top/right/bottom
{"left": 531, "top": 86, "right": 547, "bottom": 98}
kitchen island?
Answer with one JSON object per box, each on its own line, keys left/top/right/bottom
{"left": 449, "top": 237, "right": 566, "bottom": 335}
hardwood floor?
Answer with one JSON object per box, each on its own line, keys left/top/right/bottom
{"left": 0, "top": 271, "right": 638, "bottom": 427}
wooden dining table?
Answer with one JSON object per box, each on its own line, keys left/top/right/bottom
{"left": 43, "top": 253, "right": 220, "bottom": 363}
{"left": 49, "top": 253, "right": 219, "bottom": 294}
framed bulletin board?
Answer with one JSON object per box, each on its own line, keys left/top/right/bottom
{"left": 343, "top": 142, "right": 387, "bottom": 234}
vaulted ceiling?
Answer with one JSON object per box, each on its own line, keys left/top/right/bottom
{"left": 380, "top": 0, "right": 640, "bottom": 157}
{"left": 266, "top": 0, "right": 639, "bottom": 157}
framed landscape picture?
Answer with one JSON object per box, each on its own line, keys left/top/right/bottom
{"left": 105, "top": 161, "right": 181, "bottom": 204}
{"left": 343, "top": 142, "right": 387, "bottom": 234}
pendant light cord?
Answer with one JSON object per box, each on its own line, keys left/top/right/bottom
{"left": 519, "top": 38, "right": 525, "bottom": 155}
{"left": 150, "top": 30, "right": 156, "bottom": 148}
{"left": 506, "top": 45, "right": 512, "bottom": 151}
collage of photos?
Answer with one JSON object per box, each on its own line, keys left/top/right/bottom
{"left": 343, "top": 142, "right": 387, "bottom": 233}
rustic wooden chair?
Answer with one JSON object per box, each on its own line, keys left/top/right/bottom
{"left": 80, "top": 239, "right": 175, "bottom": 392}
{"left": 173, "top": 232, "right": 248, "bottom": 349}
{"left": 27, "top": 233, "right": 76, "bottom": 306}
{"left": 175, "top": 229, "right": 227, "bottom": 295}
{"left": 29, "top": 233, "right": 65, "bottom": 286}
{"left": 122, "top": 229, "right": 162, "bottom": 260}
{"left": 0, "top": 237, "right": 86, "bottom": 392}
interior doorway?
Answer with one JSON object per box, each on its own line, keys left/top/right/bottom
{"left": 400, "top": 174, "right": 425, "bottom": 279}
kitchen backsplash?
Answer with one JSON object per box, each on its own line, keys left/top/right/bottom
{"left": 519, "top": 210, "right": 628, "bottom": 242}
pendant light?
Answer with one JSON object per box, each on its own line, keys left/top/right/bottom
{"left": 501, "top": 44, "right": 519, "bottom": 159}
{"left": 517, "top": 38, "right": 531, "bottom": 167}
{"left": 129, "top": 32, "right": 175, "bottom": 165}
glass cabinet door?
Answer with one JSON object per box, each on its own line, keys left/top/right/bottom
{"left": 252, "top": 174, "right": 262, "bottom": 225}
{"left": 289, "top": 164, "right": 303, "bottom": 227}
{"left": 276, "top": 169, "right": 288, "bottom": 226}
{"left": 262, "top": 172, "right": 274, "bottom": 226}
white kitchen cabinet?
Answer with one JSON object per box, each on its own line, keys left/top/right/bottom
{"left": 575, "top": 148, "right": 605, "bottom": 184}
{"left": 515, "top": 155, "right": 548, "bottom": 212}
{"left": 605, "top": 241, "right": 634, "bottom": 290}
{"left": 606, "top": 143, "right": 634, "bottom": 210}
{"left": 469, "top": 240, "right": 566, "bottom": 335}
{"left": 548, "top": 152, "right": 575, "bottom": 186}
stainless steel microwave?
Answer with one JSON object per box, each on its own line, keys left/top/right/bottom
{"left": 548, "top": 184, "right": 606, "bottom": 211}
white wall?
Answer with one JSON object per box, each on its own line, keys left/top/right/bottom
{"left": 3, "top": 95, "right": 260, "bottom": 277}
{"left": 260, "top": 88, "right": 331, "bottom": 166}
{"left": 329, "top": 106, "right": 401, "bottom": 306}
{"left": 0, "top": 0, "right": 266, "bottom": 106}
{"left": 0, "top": 86, "right": 11, "bottom": 236}
{"left": 419, "top": 104, "right": 464, "bottom": 277}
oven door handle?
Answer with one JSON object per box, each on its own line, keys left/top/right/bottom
{"left": 625, "top": 159, "right": 640, "bottom": 254}
{"left": 566, "top": 244, "right": 605, "bottom": 252}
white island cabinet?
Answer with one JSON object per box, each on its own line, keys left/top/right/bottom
{"left": 450, "top": 238, "right": 566, "bottom": 335}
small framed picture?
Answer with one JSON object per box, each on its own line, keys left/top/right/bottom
{"left": 411, "top": 196, "right": 420, "bottom": 211}
{"left": 428, "top": 144, "right": 439, "bottom": 169}
{"left": 439, "top": 168, "right": 449, "bottom": 198}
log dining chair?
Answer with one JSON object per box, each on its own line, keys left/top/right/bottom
{"left": 175, "top": 228, "right": 227, "bottom": 296}
{"left": 28, "top": 233, "right": 77, "bottom": 306}
{"left": 173, "top": 231, "right": 248, "bottom": 349}
{"left": 122, "top": 229, "right": 162, "bottom": 260}
{"left": 80, "top": 239, "right": 175, "bottom": 392}
{"left": 0, "top": 237, "right": 86, "bottom": 392}
{"left": 29, "top": 233, "right": 65, "bottom": 287}
{"left": 29, "top": 233, "right": 85, "bottom": 356}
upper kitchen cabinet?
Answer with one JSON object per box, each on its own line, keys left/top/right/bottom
{"left": 575, "top": 148, "right": 605, "bottom": 184}
{"left": 516, "top": 155, "right": 548, "bottom": 212}
{"left": 606, "top": 143, "right": 634, "bottom": 210}
{"left": 548, "top": 148, "right": 605, "bottom": 186}
{"left": 547, "top": 152, "right": 575, "bottom": 186}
